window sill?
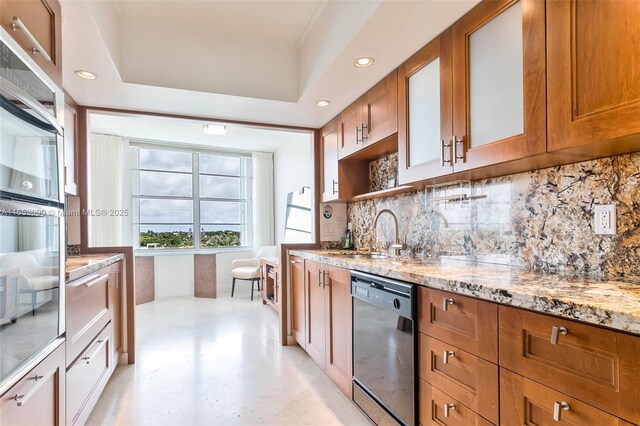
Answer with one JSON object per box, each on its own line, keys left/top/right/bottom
{"left": 134, "top": 247, "right": 253, "bottom": 257}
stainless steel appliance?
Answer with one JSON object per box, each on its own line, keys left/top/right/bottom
{"left": 0, "top": 28, "right": 65, "bottom": 395}
{"left": 351, "top": 271, "right": 417, "bottom": 426}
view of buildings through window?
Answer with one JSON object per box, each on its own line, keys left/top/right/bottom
{"left": 131, "top": 145, "right": 252, "bottom": 249}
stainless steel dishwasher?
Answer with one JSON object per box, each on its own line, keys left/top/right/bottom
{"left": 351, "top": 271, "right": 417, "bottom": 426}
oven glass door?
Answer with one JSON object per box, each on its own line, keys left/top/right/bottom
{"left": 0, "top": 93, "right": 60, "bottom": 202}
{"left": 0, "top": 203, "right": 63, "bottom": 386}
{"left": 353, "top": 296, "right": 415, "bottom": 425}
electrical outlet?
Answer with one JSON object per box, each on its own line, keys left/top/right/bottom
{"left": 594, "top": 204, "right": 616, "bottom": 235}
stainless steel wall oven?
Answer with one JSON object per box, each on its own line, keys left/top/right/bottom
{"left": 0, "top": 27, "right": 65, "bottom": 395}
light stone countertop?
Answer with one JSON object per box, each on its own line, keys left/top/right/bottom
{"left": 66, "top": 253, "right": 124, "bottom": 282}
{"left": 290, "top": 250, "right": 640, "bottom": 335}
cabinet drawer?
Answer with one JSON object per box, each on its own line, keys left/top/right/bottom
{"left": 419, "top": 379, "right": 493, "bottom": 426}
{"left": 0, "top": 0, "right": 62, "bottom": 85}
{"left": 499, "top": 306, "right": 640, "bottom": 423}
{"left": 0, "top": 343, "right": 65, "bottom": 425}
{"left": 500, "top": 369, "right": 633, "bottom": 426}
{"left": 419, "top": 334, "right": 498, "bottom": 424}
{"left": 66, "top": 270, "right": 111, "bottom": 366}
{"left": 418, "top": 288, "right": 497, "bottom": 362}
{"left": 67, "top": 324, "right": 112, "bottom": 425}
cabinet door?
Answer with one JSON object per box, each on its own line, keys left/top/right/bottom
{"left": 304, "top": 260, "right": 326, "bottom": 369}
{"left": 338, "top": 99, "right": 363, "bottom": 159}
{"left": 547, "top": 0, "right": 640, "bottom": 153}
{"left": 501, "top": 369, "right": 633, "bottom": 426}
{"left": 0, "top": 342, "right": 65, "bottom": 426}
{"left": 321, "top": 118, "right": 340, "bottom": 202}
{"left": 324, "top": 265, "right": 352, "bottom": 398}
{"left": 451, "top": 0, "right": 546, "bottom": 172}
{"left": 0, "top": 0, "right": 62, "bottom": 86}
{"left": 398, "top": 30, "right": 453, "bottom": 184}
{"left": 290, "top": 256, "right": 305, "bottom": 348}
{"left": 64, "top": 104, "right": 78, "bottom": 195}
{"left": 362, "top": 71, "right": 398, "bottom": 146}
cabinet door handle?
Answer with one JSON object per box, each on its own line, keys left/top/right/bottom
{"left": 442, "top": 298, "right": 454, "bottom": 311}
{"left": 290, "top": 260, "right": 302, "bottom": 265}
{"left": 443, "top": 403, "right": 456, "bottom": 417}
{"left": 441, "top": 140, "right": 452, "bottom": 166}
{"left": 318, "top": 269, "right": 323, "bottom": 287}
{"left": 10, "top": 17, "right": 52, "bottom": 62}
{"left": 322, "top": 271, "right": 330, "bottom": 288}
{"left": 355, "top": 126, "right": 362, "bottom": 144}
{"left": 362, "top": 124, "right": 368, "bottom": 140}
{"left": 553, "top": 401, "right": 570, "bottom": 421}
{"left": 443, "top": 350, "right": 455, "bottom": 364}
{"left": 332, "top": 180, "right": 338, "bottom": 195}
{"left": 453, "top": 135, "right": 465, "bottom": 162}
{"left": 550, "top": 326, "right": 568, "bottom": 345}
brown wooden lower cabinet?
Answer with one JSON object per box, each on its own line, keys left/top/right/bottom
{"left": 298, "top": 259, "right": 352, "bottom": 399}
{"left": 66, "top": 324, "right": 113, "bottom": 426}
{"left": 500, "top": 369, "right": 633, "bottom": 426}
{"left": 419, "top": 333, "right": 498, "bottom": 424}
{"left": 324, "top": 265, "right": 352, "bottom": 398}
{"left": 0, "top": 342, "right": 65, "bottom": 426}
{"left": 304, "top": 260, "right": 326, "bottom": 368}
{"left": 499, "top": 306, "right": 640, "bottom": 423}
{"left": 420, "top": 379, "right": 493, "bottom": 426}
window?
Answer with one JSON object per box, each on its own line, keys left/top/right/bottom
{"left": 131, "top": 145, "right": 252, "bottom": 250}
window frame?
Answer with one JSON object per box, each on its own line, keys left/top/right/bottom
{"left": 130, "top": 142, "right": 253, "bottom": 252}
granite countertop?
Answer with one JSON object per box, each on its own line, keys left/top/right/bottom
{"left": 66, "top": 253, "right": 125, "bottom": 282}
{"left": 290, "top": 250, "right": 640, "bottom": 335}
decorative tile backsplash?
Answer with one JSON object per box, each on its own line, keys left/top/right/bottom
{"left": 348, "top": 152, "right": 640, "bottom": 277}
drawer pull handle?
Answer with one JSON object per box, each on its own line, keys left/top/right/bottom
{"left": 553, "top": 401, "right": 570, "bottom": 421}
{"left": 10, "top": 17, "right": 53, "bottom": 63}
{"left": 442, "top": 298, "right": 454, "bottom": 311}
{"left": 290, "top": 260, "right": 302, "bottom": 265}
{"left": 443, "top": 350, "right": 455, "bottom": 364}
{"left": 83, "top": 339, "right": 107, "bottom": 364}
{"left": 550, "top": 326, "right": 568, "bottom": 345}
{"left": 32, "top": 375, "right": 44, "bottom": 381}
{"left": 443, "top": 403, "right": 456, "bottom": 417}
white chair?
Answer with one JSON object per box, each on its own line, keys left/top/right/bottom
{"left": 230, "top": 246, "right": 278, "bottom": 300}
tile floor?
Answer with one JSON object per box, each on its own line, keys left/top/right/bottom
{"left": 87, "top": 296, "right": 369, "bottom": 425}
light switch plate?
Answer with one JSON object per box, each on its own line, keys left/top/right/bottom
{"left": 594, "top": 204, "right": 616, "bottom": 235}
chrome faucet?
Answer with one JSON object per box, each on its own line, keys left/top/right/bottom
{"left": 373, "top": 209, "right": 407, "bottom": 257}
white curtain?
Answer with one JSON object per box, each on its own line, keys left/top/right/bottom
{"left": 251, "top": 151, "right": 274, "bottom": 251}
{"left": 89, "top": 134, "right": 132, "bottom": 247}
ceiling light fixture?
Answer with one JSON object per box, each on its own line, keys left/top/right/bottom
{"left": 75, "top": 70, "right": 98, "bottom": 80}
{"left": 203, "top": 123, "right": 227, "bottom": 135}
{"left": 315, "top": 100, "right": 330, "bottom": 107}
{"left": 354, "top": 57, "right": 375, "bottom": 68}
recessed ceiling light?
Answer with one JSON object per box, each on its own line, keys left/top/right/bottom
{"left": 315, "top": 100, "right": 330, "bottom": 107}
{"left": 354, "top": 57, "right": 375, "bottom": 68}
{"left": 203, "top": 124, "right": 227, "bottom": 135}
{"left": 75, "top": 70, "right": 97, "bottom": 80}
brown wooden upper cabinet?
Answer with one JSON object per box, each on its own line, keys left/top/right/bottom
{"left": 546, "top": 0, "right": 640, "bottom": 154}
{"left": 338, "top": 71, "right": 398, "bottom": 159}
{"left": 398, "top": 0, "right": 546, "bottom": 184}
{"left": 0, "top": 0, "right": 63, "bottom": 86}
{"left": 321, "top": 118, "right": 340, "bottom": 202}
{"left": 398, "top": 29, "right": 454, "bottom": 183}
